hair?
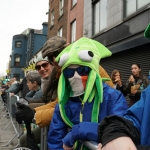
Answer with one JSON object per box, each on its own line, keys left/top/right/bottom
{"left": 132, "top": 63, "right": 141, "bottom": 69}
{"left": 111, "top": 69, "right": 121, "bottom": 83}
{"left": 131, "top": 63, "right": 143, "bottom": 78}
{"left": 26, "top": 70, "right": 41, "bottom": 85}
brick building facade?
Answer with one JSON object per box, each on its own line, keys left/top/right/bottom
{"left": 48, "top": 0, "right": 68, "bottom": 40}
{"left": 48, "top": 0, "right": 84, "bottom": 44}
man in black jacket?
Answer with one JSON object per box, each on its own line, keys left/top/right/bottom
{"left": 10, "top": 77, "right": 29, "bottom": 98}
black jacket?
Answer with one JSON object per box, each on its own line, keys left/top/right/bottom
{"left": 98, "top": 115, "right": 150, "bottom": 150}
{"left": 13, "top": 77, "right": 29, "bottom": 98}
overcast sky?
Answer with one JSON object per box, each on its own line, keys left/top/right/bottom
{"left": 0, "top": 0, "right": 48, "bottom": 76}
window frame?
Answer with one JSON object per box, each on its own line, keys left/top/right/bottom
{"left": 71, "top": 20, "right": 76, "bottom": 43}
{"left": 59, "top": 0, "right": 64, "bottom": 16}
{"left": 72, "top": 0, "right": 77, "bottom": 7}
{"left": 15, "top": 41, "right": 22, "bottom": 48}
{"left": 14, "top": 54, "right": 21, "bottom": 66}
{"left": 57, "top": 27, "right": 63, "bottom": 37}
{"left": 51, "top": 9, "right": 54, "bottom": 26}
{"left": 92, "top": 0, "right": 107, "bottom": 35}
{"left": 125, "top": 0, "right": 150, "bottom": 17}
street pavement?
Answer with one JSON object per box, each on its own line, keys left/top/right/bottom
{"left": 0, "top": 96, "right": 20, "bottom": 150}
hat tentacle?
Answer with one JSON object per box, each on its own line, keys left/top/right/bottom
{"left": 91, "top": 73, "right": 103, "bottom": 122}
{"left": 58, "top": 74, "right": 73, "bottom": 127}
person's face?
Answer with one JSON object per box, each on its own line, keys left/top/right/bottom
{"left": 63, "top": 65, "right": 91, "bottom": 79}
{"left": 131, "top": 64, "right": 141, "bottom": 77}
{"left": 27, "top": 80, "right": 37, "bottom": 91}
{"left": 114, "top": 72, "right": 120, "bottom": 80}
{"left": 35, "top": 60, "right": 52, "bottom": 79}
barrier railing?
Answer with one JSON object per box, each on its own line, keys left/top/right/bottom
{"left": 0, "top": 93, "right": 98, "bottom": 150}
{"left": 0, "top": 93, "right": 22, "bottom": 148}
{"left": 40, "top": 127, "right": 48, "bottom": 150}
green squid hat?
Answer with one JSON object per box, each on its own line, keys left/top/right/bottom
{"left": 144, "top": 23, "right": 150, "bottom": 39}
{"left": 55, "top": 37, "right": 112, "bottom": 127}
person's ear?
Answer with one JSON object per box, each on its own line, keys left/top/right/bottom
{"left": 33, "top": 81, "right": 37, "bottom": 85}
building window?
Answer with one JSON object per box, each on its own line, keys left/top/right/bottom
{"left": 57, "top": 27, "right": 63, "bottom": 37}
{"left": 59, "top": 0, "right": 64, "bottom": 16}
{"left": 15, "top": 41, "right": 22, "bottom": 48}
{"left": 93, "top": 0, "right": 107, "bottom": 35}
{"left": 126, "top": 0, "right": 150, "bottom": 17}
{"left": 14, "top": 56, "right": 21, "bottom": 66}
{"left": 71, "top": 20, "right": 76, "bottom": 43}
{"left": 51, "top": 10, "right": 54, "bottom": 26}
{"left": 72, "top": 0, "right": 77, "bottom": 7}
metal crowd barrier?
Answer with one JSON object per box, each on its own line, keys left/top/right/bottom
{"left": 39, "top": 127, "right": 98, "bottom": 150}
{"left": 81, "top": 141, "right": 98, "bottom": 149}
{"left": 0, "top": 93, "right": 98, "bottom": 150}
{"left": 0, "top": 93, "right": 22, "bottom": 148}
{"left": 40, "top": 127, "right": 48, "bottom": 150}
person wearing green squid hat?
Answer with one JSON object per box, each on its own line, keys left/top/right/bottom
{"left": 47, "top": 37, "right": 128, "bottom": 150}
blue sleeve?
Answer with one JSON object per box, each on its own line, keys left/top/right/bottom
{"left": 123, "top": 87, "right": 147, "bottom": 131}
{"left": 63, "top": 122, "right": 98, "bottom": 147}
{"left": 123, "top": 86, "right": 150, "bottom": 145}
{"left": 108, "top": 90, "right": 128, "bottom": 116}
{"left": 47, "top": 104, "right": 68, "bottom": 150}
{"left": 62, "top": 122, "right": 99, "bottom": 147}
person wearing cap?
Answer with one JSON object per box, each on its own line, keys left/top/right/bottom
{"left": 47, "top": 37, "right": 128, "bottom": 150}
{"left": 97, "top": 23, "right": 150, "bottom": 150}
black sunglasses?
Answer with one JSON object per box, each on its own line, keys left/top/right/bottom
{"left": 63, "top": 66, "right": 91, "bottom": 78}
{"left": 35, "top": 62, "right": 49, "bottom": 71}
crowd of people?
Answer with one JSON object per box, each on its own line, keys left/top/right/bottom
{"left": 0, "top": 23, "right": 150, "bottom": 150}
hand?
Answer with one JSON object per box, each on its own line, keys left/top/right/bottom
{"left": 97, "top": 143, "right": 102, "bottom": 150}
{"left": 15, "top": 102, "right": 35, "bottom": 124}
{"left": 129, "top": 75, "right": 135, "bottom": 83}
{"left": 99, "top": 137, "right": 137, "bottom": 150}
{"left": 63, "top": 144, "right": 74, "bottom": 150}
{"left": 115, "top": 79, "right": 122, "bottom": 87}
{"left": 10, "top": 93, "right": 14, "bottom": 96}
{"left": 131, "top": 90, "right": 137, "bottom": 95}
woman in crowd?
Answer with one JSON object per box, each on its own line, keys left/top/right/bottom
{"left": 111, "top": 70, "right": 127, "bottom": 97}
{"left": 126, "top": 63, "right": 149, "bottom": 106}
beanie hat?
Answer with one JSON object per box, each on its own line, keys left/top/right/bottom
{"left": 144, "top": 23, "right": 150, "bottom": 39}
{"left": 55, "top": 37, "right": 112, "bottom": 127}
{"left": 35, "top": 54, "right": 49, "bottom": 65}
{"left": 42, "top": 36, "right": 67, "bottom": 58}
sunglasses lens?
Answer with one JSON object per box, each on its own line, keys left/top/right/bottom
{"left": 63, "top": 69, "right": 74, "bottom": 78}
{"left": 35, "top": 65, "right": 41, "bottom": 70}
{"left": 35, "top": 63, "right": 49, "bottom": 70}
{"left": 63, "top": 66, "right": 91, "bottom": 78}
{"left": 77, "top": 66, "right": 90, "bottom": 76}
{"left": 42, "top": 63, "right": 48, "bottom": 68}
